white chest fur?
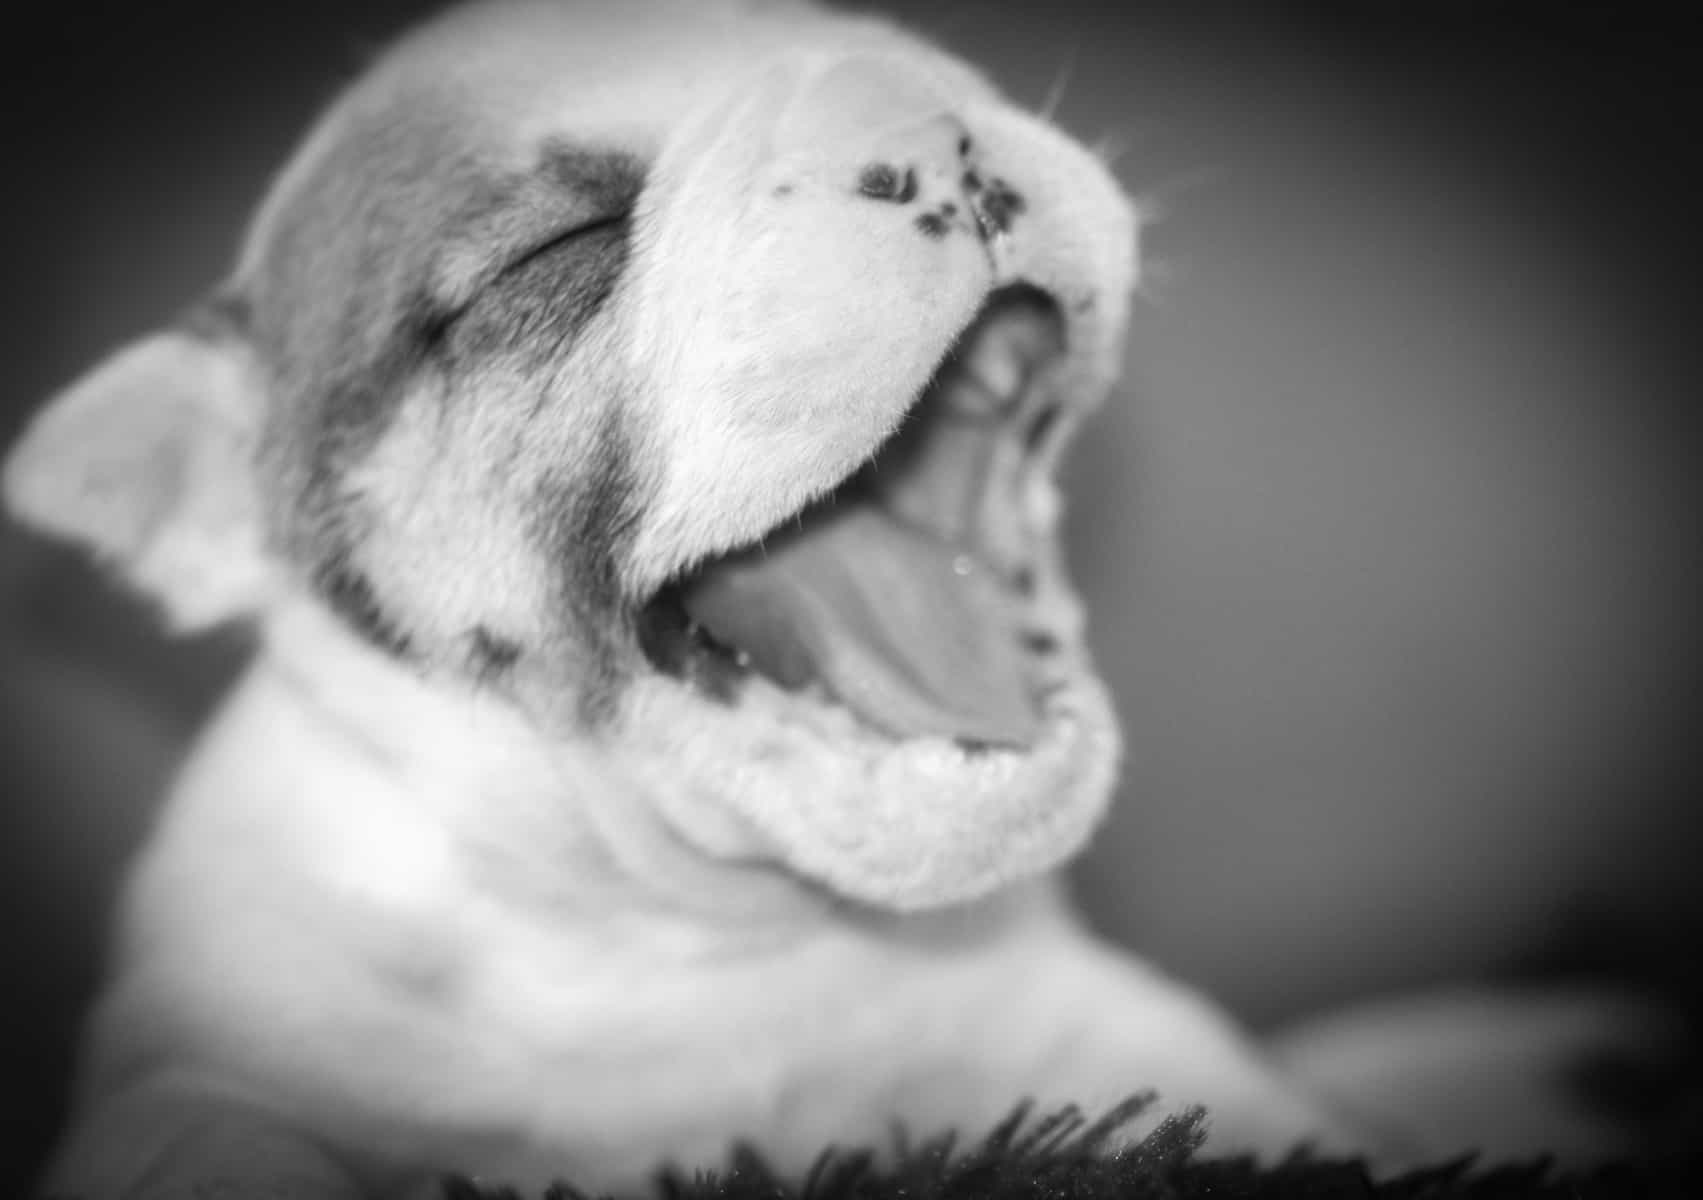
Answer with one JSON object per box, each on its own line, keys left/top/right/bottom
{"left": 85, "top": 606, "right": 1234, "bottom": 1193}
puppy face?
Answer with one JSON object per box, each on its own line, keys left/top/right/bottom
{"left": 5, "top": 0, "right": 1139, "bottom": 911}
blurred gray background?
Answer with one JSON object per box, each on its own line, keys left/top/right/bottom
{"left": 3, "top": 0, "right": 1699, "bottom": 1189}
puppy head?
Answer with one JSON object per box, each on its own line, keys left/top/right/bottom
{"left": 4, "top": 0, "right": 1139, "bottom": 911}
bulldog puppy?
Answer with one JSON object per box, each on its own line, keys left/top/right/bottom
{"left": 3, "top": 1, "right": 1650, "bottom": 1197}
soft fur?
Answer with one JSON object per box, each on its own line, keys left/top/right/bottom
{"left": 1, "top": 2, "right": 1669, "bottom": 1198}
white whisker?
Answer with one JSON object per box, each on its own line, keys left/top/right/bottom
{"left": 1089, "top": 132, "right": 1131, "bottom": 170}
{"left": 1128, "top": 164, "right": 1231, "bottom": 225}
{"left": 1133, "top": 255, "right": 1184, "bottom": 308}
{"left": 1037, "top": 47, "right": 1079, "bottom": 124}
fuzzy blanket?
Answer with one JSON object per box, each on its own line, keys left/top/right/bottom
{"left": 443, "top": 1097, "right": 1698, "bottom": 1200}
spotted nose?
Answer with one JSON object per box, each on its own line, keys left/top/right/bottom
{"left": 771, "top": 55, "right": 1025, "bottom": 244}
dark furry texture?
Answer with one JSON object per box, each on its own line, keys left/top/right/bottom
{"left": 438, "top": 1097, "right": 1700, "bottom": 1200}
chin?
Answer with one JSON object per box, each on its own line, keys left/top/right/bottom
{"left": 609, "top": 284, "right": 1125, "bottom": 912}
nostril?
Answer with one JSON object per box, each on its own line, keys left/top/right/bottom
{"left": 971, "top": 177, "right": 1027, "bottom": 240}
{"left": 989, "top": 180, "right": 1025, "bottom": 219}
{"left": 858, "top": 163, "right": 919, "bottom": 204}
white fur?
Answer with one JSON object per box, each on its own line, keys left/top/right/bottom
{"left": 45, "top": 599, "right": 1347, "bottom": 1197}
{"left": 2, "top": 334, "right": 279, "bottom": 631}
{"left": 4, "top": 3, "right": 1662, "bottom": 1197}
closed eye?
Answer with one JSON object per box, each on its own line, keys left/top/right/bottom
{"left": 419, "top": 145, "right": 645, "bottom": 362}
{"left": 438, "top": 213, "right": 634, "bottom": 363}
{"left": 498, "top": 212, "right": 631, "bottom": 280}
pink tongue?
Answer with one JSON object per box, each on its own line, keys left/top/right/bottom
{"left": 680, "top": 503, "right": 1040, "bottom": 747}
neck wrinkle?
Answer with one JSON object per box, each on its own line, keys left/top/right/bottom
{"left": 253, "top": 599, "right": 833, "bottom": 949}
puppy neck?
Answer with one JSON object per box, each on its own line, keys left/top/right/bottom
{"left": 235, "top": 597, "right": 834, "bottom": 932}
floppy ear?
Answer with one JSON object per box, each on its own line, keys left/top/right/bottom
{"left": 2, "top": 319, "right": 277, "bottom": 631}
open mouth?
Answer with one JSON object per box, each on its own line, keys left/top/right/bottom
{"left": 637, "top": 284, "right": 1071, "bottom": 751}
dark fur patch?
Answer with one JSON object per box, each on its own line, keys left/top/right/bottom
{"left": 445, "top": 217, "right": 630, "bottom": 370}
{"left": 1021, "top": 631, "right": 1059, "bottom": 655}
{"left": 316, "top": 561, "right": 413, "bottom": 658}
{"left": 536, "top": 143, "right": 646, "bottom": 217}
{"left": 533, "top": 412, "right": 644, "bottom": 724}
{"left": 470, "top": 625, "right": 523, "bottom": 677}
